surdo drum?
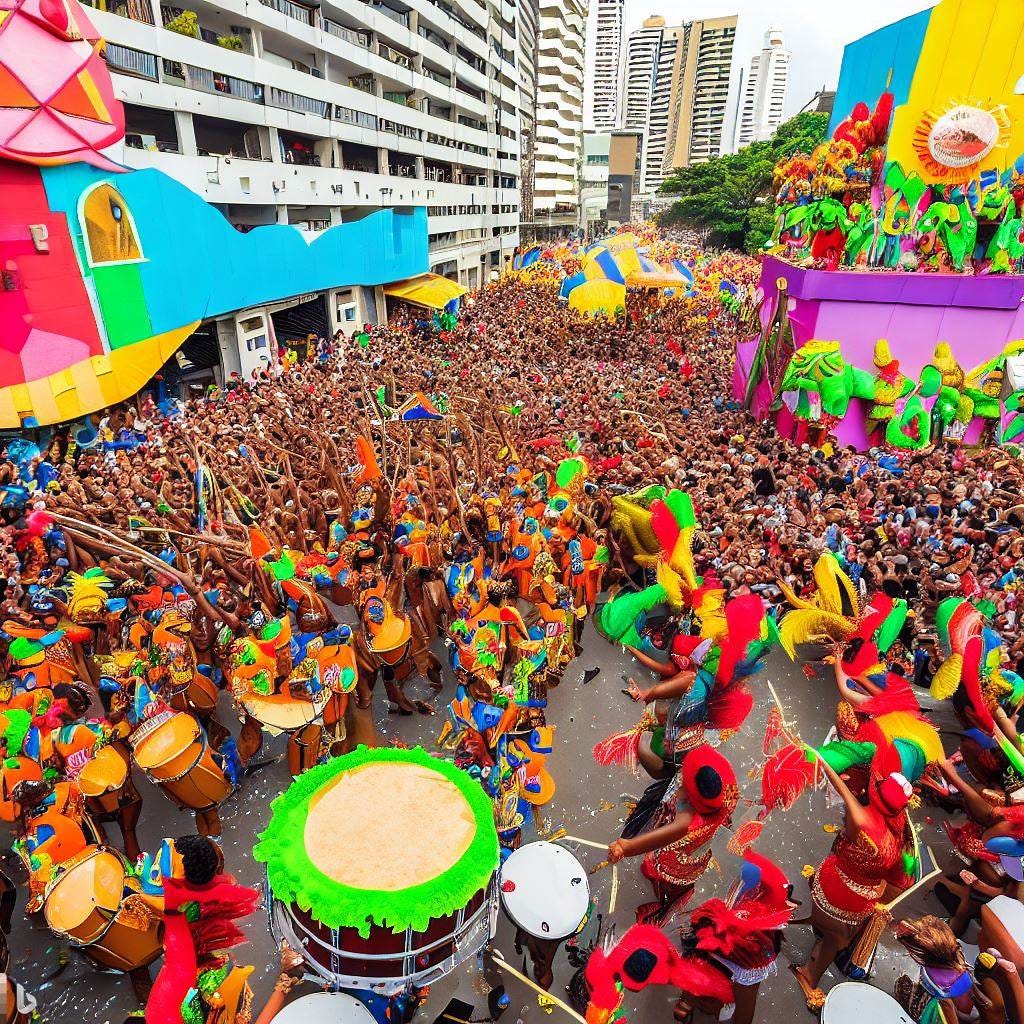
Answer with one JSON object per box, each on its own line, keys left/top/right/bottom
{"left": 255, "top": 746, "right": 499, "bottom": 993}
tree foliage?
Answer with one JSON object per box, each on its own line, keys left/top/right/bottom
{"left": 657, "top": 112, "right": 829, "bottom": 252}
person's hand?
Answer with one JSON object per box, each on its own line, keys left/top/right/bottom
{"left": 279, "top": 941, "right": 304, "bottom": 977}
{"left": 960, "top": 869, "right": 979, "bottom": 889}
{"left": 608, "top": 840, "right": 628, "bottom": 864}
{"left": 626, "top": 678, "right": 647, "bottom": 703}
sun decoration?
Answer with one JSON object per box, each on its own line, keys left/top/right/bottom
{"left": 913, "top": 100, "right": 1011, "bottom": 181}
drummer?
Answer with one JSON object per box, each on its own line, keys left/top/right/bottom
{"left": 137, "top": 834, "right": 260, "bottom": 1024}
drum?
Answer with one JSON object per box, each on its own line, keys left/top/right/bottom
{"left": 240, "top": 688, "right": 332, "bottom": 733}
{"left": 131, "top": 711, "right": 231, "bottom": 812}
{"left": 256, "top": 746, "right": 499, "bottom": 993}
{"left": 499, "top": 841, "right": 590, "bottom": 940}
{"left": 0, "top": 756, "right": 43, "bottom": 821}
{"left": 266, "top": 992, "right": 376, "bottom": 1024}
{"left": 78, "top": 745, "right": 130, "bottom": 816}
{"left": 43, "top": 846, "right": 163, "bottom": 972}
{"left": 821, "top": 983, "right": 913, "bottom": 1024}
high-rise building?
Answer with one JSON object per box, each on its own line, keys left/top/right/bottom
{"left": 623, "top": 14, "right": 737, "bottom": 196}
{"left": 518, "top": 0, "right": 542, "bottom": 231}
{"left": 89, "top": 0, "right": 522, "bottom": 293}
{"left": 666, "top": 16, "right": 738, "bottom": 169}
{"left": 736, "top": 27, "right": 791, "bottom": 148}
{"left": 533, "top": 0, "right": 587, "bottom": 234}
{"left": 584, "top": 0, "right": 625, "bottom": 132}
{"left": 622, "top": 16, "right": 664, "bottom": 133}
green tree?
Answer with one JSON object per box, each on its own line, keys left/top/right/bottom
{"left": 657, "top": 111, "right": 829, "bottom": 252}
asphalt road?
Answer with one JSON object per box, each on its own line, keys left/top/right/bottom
{"left": 7, "top": 616, "right": 967, "bottom": 1024}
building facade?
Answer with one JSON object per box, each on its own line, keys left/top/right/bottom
{"left": 621, "top": 15, "right": 663, "bottom": 134}
{"left": 584, "top": 0, "right": 624, "bottom": 132}
{"left": 622, "top": 14, "right": 737, "bottom": 201}
{"left": 532, "top": 0, "right": 587, "bottom": 235}
{"left": 736, "top": 27, "right": 790, "bottom": 148}
{"left": 90, "top": 0, "right": 523, "bottom": 295}
{"left": 665, "top": 16, "right": 738, "bottom": 169}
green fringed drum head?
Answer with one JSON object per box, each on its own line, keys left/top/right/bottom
{"left": 254, "top": 745, "right": 498, "bottom": 937}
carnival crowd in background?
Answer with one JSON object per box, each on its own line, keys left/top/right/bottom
{"left": 3, "top": 226, "right": 1024, "bottom": 1024}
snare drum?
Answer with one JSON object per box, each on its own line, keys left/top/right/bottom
{"left": 78, "top": 745, "right": 130, "bottom": 817}
{"left": 821, "top": 983, "right": 913, "bottom": 1024}
{"left": 131, "top": 711, "right": 231, "bottom": 812}
{"left": 43, "top": 846, "right": 163, "bottom": 972}
{"left": 499, "top": 841, "right": 590, "bottom": 940}
{"left": 256, "top": 746, "right": 498, "bottom": 993}
{"left": 268, "top": 992, "right": 376, "bottom": 1024}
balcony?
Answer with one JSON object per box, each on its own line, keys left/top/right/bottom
{"left": 349, "top": 74, "right": 376, "bottom": 94}
{"left": 378, "top": 42, "right": 413, "bottom": 70}
{"left": 82, "top": 0, "right": 155, "bottom": 24}
{"left": 266, "top": 86, "right": 328, "bottom": 117}
{"left": 258, "top": 0, "right": 316, "bottom": 26}
{"left": 368, "top": 1, "right": 409, "bottom": 28}
{"left": 161, "top": 7, "right": 254, "bottom": 53}
{"left": 106, "top": 43, "right": 159, "bottom": 79}
{"left": 162, "top": 60, "right": 264, "bottom": 102}
{"left": 324, "top": 20, "right": 371, "bottom": 48}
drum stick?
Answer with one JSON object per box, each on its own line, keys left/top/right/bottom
{"left": 609, "top": 864, "right": 620, "bottom": 915}
{"left": 881, "top": 850, "right": 942, "bottom": 912}
{"left": 490, "top": 954, "right": 588, "bottom": 1023}
{"left": 559, "top": 835, "right": 607, "bottom": 850}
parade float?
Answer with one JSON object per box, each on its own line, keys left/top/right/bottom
{"left": 735, "top": 0, "right": 1024, "bottom": 451}
{"left": 0, "top": 0, "right": 428, "bottom": 429}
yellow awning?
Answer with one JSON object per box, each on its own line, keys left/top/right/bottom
{"left": 383, "top": 273, "right": 467, "bottom": 309}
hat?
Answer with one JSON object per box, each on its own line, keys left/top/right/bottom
{"left": 682, "top": 744, "right": 736, "bottom": 816}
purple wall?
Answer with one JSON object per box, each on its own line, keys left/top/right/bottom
{"left": 735, "top": 259, "right": 1024, "bottom": 449}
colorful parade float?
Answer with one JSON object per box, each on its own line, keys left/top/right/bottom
{"left": 735, "top": 0, "right": 1024, "bottom": 451}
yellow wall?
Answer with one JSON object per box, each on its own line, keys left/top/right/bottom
{"left": 887, "top": 0, "right": 1024, "bottom": 184}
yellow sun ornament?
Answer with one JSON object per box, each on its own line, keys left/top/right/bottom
{"left": 912, "top": 100, "right": 1011, "bottom": 183}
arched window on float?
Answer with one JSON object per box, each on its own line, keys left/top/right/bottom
{"left": 78, "top": 181, "right": 147, "bottom": 267}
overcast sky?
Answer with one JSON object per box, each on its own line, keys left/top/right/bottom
{"left": 618, "top": 0, "right": 934, "bottom": 146}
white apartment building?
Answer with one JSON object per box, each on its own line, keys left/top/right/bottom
{"left": 641, "top": 24, "right": 681, "bottom": 194}
{"left": 622, "top": 15, "right": 662, "bottom": 134}
{"left": 533, "top": 0, "right": 587, "bottom": 234}
{"left": 583, "top": 0, "right": 624, "bottom": 132}
{"left": 736, "top": 27, "right": 790, "bottom": 148}
{"left": 91, "top": 0, "right": 523, "bottom": 295}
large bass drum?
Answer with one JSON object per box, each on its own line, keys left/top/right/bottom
{"left": 256, "top": 746, "right": 498, "bottom": 994}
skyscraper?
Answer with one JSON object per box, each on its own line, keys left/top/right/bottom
{"left": 585, "top": 0, "right": 625, "bottom": 132}
{"left": 622, "top": 14, "right": 738, "bottom": 195}
{"left": 534, "top": 0, "right": 588, "bottom": 234}
{"left": 666, "top": 16, "right": 739, "bottom": 168}
{"left": 622, "top": 16, "right": 665, "bottom": 133}
{"left": 736, "top": 28, "right": 791, "bottom": 148}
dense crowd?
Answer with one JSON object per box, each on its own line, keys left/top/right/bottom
{"left": 2, "top": 244, "right": 1024, "bottom": 1024}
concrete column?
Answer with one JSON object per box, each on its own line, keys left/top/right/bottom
{"left": 174, "top": 111, "right": 197, "bottom": 156}
{"left": 275, "top": 205, "right": 289, "bottom": 225}
{"left": 267, "top": 126, "right": 283, "bottom": 163}
{"left": 377, "top": 147, "right": 389, "bottom": 175}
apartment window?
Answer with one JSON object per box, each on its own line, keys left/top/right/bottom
{"left": 267, "top": 87, "right": 327, "bottom": 117}
{"left": 335, "top": 105, "right": 378, "bottom": 130}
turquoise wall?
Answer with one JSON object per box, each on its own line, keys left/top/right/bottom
{"left": 41, "top": 163, "right": 428, "bottom": 340}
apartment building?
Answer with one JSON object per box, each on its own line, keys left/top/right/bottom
{"left": 92, "top": 0, "right": 523, "bottom": 299}
{"left": 531, "top": 0, "right": 587, "bottom": 235}
{"left": 736, "top": 27, "right": 790, "bottom": 148}
{"left": 621, "top": 13, "right": 737, "bottom": 201}
{"left": 584, "top": 0, "right": 624, "bottom": 132}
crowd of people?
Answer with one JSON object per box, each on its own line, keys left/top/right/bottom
{"left": 1, "top": 231, "right": 1024, "bottom": 1024}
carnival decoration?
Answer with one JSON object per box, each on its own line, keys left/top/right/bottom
{"left": 0, "top": 0, "right": 429, "bottom": 428}
{"left": 255, "top": 745, "right": 499, "bottom": 992}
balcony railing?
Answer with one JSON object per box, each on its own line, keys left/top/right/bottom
{"left": 83, "top": 0, "right": 155, "bottom": 24}
{"left": 106, "top": 43, "right": 159, "bottom": 79}
{"left": 335, "top": 104, "right": 378, "bottom": 130}
{"left": 258, "top": 0, "right": 315, "bottom": 25}
{"left": 369, "top": 2, "right": 409, "bottom": 28}
{"left": 378, "top": 42, "right": 412, "bottom": 69}
{"left": 267, "top": 86, "right": 328, "bottom": 117}
{"left": 324, "top": 20, "right": 371, "bottom": 47}
{"left": 163, "top": 60, "right": 264, "bottom": 101}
